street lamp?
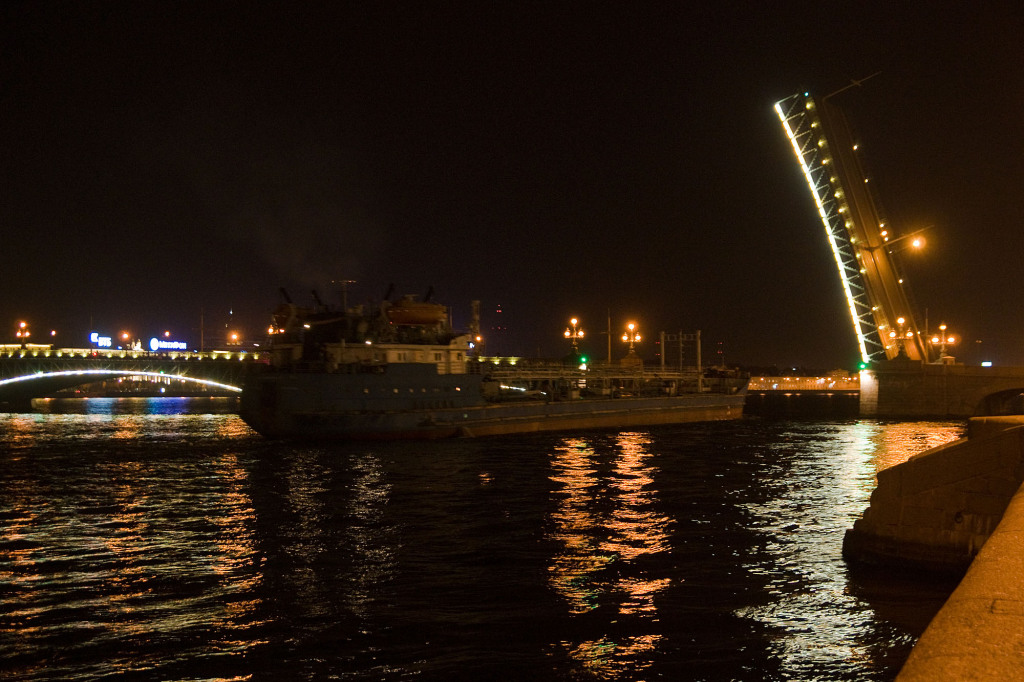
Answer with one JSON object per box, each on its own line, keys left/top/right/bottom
{"left": 878, "top": 225, "right": 932, "bottom": 252}
{"left": 622, "top": 322, "right": 641, "bottom": 353}
{"left": 564, "top": 317, "right": 584, "bottom": 352}
{"left": 15, "top": 321, "right": 29, "bottom": 347}
{"left": 885, "top": 317, "right": 914, "bottom": 357}
{"left": 929, "top": 323, "right": 957, "bottom": 361}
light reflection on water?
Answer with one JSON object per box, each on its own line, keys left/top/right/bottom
{"left": 33, "top": 396, "right": 241, "bottom": 416}
{"left": 0, "top": 408, "right": 968, "bottom": 681}
{"left": 868, "top": 421, "right": 964, "bottom": 474}
{"left": 547, "top": 432, "right": 672, "bottom": 676}
{"left": 736, "top": 420, "right": 964, "bottom": 677}
{"left": 0, "top": 403, "right": 265, "bottom": 680}
{"left": 343, "top": 451, "right": 398, "bottom": 620}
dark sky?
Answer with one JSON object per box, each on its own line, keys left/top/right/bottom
{"left": 3, "top": 2, "right": 1022, "bottom": 368}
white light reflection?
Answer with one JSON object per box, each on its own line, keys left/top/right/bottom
{"left": 282, "top": 451, "right": 333, "bottom": 618}
{"left": 547, "top": 432, "right": 673, "bottom": 676}
{"left": 735, "top": 421, "right": 965, "bottom": 675}
{"left": 342, "top": 450, "right": 397, "bottom": 619}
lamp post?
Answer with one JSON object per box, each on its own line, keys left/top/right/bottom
{"left": 564, "top": 317, "right": 584, "bottom": 353}
{"left": 930, "top": 323, "right": 957, "bottom": 361}
{"left": 15, "top": 321, "right": 29, "bottom": 348}
{"left": 888, "top": 316, "right": 915, "bottom": 358}
{"left": 865, "top": 225, "right": 932, "bottom": 257}
{"left": 622, "top": 322, "right": 641, "bottom": 353}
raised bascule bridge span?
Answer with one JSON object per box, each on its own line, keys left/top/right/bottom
{"left": 777, "top": 90, "right": 1024, "bottom": 678}
{"left": 775, "top": 91, "right": 1024, "bottom": 418}
{"left": 0, "top": 346, "right": 265, "bottom": 410}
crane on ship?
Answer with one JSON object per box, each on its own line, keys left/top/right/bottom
{"left": 775, "top": 90, "right": 930, "bottom": 365}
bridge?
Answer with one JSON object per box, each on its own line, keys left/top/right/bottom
{"left": 776, "top": 92, "right": 928, "bottom": 364}
{"left": 747, "top": 374, "right": 859, "bottom": 393}
{"left": 0, "top": 345, "right": 265, "bottom": 410}
{"left": 775, "top": 92, "right": 1024, "bottom": 418}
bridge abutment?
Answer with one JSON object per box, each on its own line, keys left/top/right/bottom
{"left": 844, "top": 419, "right": 1024, "bottom": 575}
{"left": 858, "top": 416, "right": 1024, "bottom": 681}
{"left": 861, "top": 362, "right": 1024, "bottom": 418}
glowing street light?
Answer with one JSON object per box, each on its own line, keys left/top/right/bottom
{"left": 878, "top": 225, "right": 932, "bottom": 253}
{"left": 564, "top": 317, "right": 584, "bottom": 352}
{"left": 885, "top": 316, "right": 914, "bottom": 358}
{"left": 929, "top": 323, "right": 957, "bottom": 360}
{"left": 15, "top": 321, "right": 30, "bottom": 347}
{"left": 622, "top": 322, "right": 641, "bottom": 353}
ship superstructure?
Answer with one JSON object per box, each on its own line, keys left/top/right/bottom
{"left": 240, "top": 290, "right": 746, "bottom": 440}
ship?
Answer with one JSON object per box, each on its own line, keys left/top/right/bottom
{"left": 239, "top": 290, "right": 747, "bottom": 440}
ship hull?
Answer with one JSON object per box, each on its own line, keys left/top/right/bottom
{"left": 239, "top": 369, "right": 746, "bottom": 440}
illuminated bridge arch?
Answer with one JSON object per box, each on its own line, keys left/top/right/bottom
{"left": 0, "top": 369, "right": 243, "bottom": 394}
{"left": 0, "top": 349, "right": 261, "bottom": 409}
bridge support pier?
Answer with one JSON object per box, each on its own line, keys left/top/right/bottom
{"left": 861, "top": 361, "right": 1024, "bottom": 418}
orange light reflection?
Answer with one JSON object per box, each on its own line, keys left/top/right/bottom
{"left": 547, "top": 432, "right": 672, "bottom": 676}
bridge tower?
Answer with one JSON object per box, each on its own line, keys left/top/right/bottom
{"left": 775, "top": 92, "right": 928, "bottom": 364}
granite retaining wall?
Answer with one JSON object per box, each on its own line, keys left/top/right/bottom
{"left": 841, "top": 416, "right": 1024, "bottom": 679}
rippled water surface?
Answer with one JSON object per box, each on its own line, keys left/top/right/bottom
{"left": 1, "top": 400, "right": 964, "bottom": 680}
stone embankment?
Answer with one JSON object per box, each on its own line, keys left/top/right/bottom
{"left": 844, "top": 417, "right": 1024, "bottom": 574}
{"left": 843, "top": 416, "right": 1024, "bottom": 680}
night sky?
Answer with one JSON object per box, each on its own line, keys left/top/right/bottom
{"left": 3, "top": 3, "right": 1022, "bottom": 369}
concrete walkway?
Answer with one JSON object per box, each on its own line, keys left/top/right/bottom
{"left": 898, "top": 477, "right": 1024, "bottom": 680}
{"left": 901, "top": 413, "right": 1024, "bottom": 679}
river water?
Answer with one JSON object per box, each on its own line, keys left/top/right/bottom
{"left": 1, "top": 398, "right": 965, "bottom": 681}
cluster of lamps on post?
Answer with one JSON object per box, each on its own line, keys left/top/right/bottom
{"left": 930, "top": 323, "right": 957, "bottom": 358}
{"left": 886, "top": 316, "right": 958, "bottom": 359}
{"left": 13, "top": 321, "right": 57, "bottom": 346}
{"left": 563, "top": 317, "right": 641, "bottom": 357}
